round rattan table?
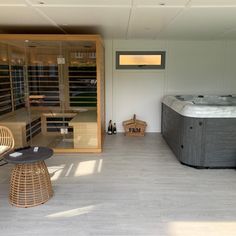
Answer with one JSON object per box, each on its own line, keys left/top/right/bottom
{"left": 4, "top": 147, "right": 53, "bottom": 208}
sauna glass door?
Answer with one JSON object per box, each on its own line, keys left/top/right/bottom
{"left": 25, "top": 40, "right": 98, "bottom": 150}
{"left": 25, "top": 40, "right": 66, "bottom": 148}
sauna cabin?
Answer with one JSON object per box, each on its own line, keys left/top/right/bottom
{"left": 0, "top": 35, "right": 105, "bottom": 153}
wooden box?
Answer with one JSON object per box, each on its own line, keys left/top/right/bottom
{"left": 123, "top": 114, "right": 147, "bottom": 136}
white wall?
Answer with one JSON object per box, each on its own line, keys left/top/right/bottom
{"left": 105, "top": 39, "right": 236, "bottom": 132}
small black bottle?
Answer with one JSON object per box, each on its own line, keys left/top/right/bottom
{"left": 107, "top": 120, "right": 113, "bottom": 135}
{"left": 113, "top": 123, "right": 117, "bottom": 134}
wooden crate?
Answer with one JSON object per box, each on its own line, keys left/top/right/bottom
{"left": 123, "top": 114, "right": 147, "bottom": 136}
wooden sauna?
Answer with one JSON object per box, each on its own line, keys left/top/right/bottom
{"left": 0, "top": 35, "right": 105, "bottom": 153}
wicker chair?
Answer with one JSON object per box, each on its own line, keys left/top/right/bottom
{"left": 0, "top": 126, "right": 15, "bottom": 160}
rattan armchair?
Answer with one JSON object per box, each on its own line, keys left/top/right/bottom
{"left": 0, "top": 126, "right": 15, "bottom": 159}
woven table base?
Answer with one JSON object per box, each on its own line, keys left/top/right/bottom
{"left": 9, "top": 161, "right": 53, "bottom": 208}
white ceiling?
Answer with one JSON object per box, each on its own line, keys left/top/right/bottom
{"left": 1, "top": 0, "right": 236, "bottom": 39}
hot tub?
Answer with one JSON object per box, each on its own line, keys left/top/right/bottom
{"left": 161, "top": 95, "right": 236, "bottom": 168}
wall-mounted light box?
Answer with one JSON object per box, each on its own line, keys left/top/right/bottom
{"left": 116, "top": 51, "right": 166, "bottom": 69}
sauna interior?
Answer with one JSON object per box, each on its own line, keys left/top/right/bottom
{"left": 0, "top": 35, "right": 105, "bottom": 153}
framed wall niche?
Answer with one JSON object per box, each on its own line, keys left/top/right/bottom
{"left": 0, "top": 35, "right": 105, "bottom": 153}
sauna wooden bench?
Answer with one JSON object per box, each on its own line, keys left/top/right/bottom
{"left": 40, "top": 112, "right": 77, "bottom": 135}
{"left": 69, "top": 110, "right": 97, "bottom": 148}
{"left": 0, "top": 109, "right": 41, "bottom": 148}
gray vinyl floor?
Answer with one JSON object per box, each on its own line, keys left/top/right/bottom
{"left": 1, "top": 133, "right": 236, "bottom": 236}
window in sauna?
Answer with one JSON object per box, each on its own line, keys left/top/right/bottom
{"left": 116, "top": 51, "right": 166, "bottom": 69}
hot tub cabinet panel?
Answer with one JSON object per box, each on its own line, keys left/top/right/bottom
{"left": 180, "top": 115, "right": 206, "bottom": 167}
{"left": 162, "top": 103, "right": 236, "bottom": 168}
{"left": 204, "top": 119, "right": 236, "bottom": 167}
{"left": 161, "top": 103, "right": 183, "bottom": 158}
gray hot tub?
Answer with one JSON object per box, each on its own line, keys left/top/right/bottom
{"left": 162, "top": 95, "right": 236, "bottom": 168}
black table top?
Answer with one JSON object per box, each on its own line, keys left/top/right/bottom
{"left": 4, "top": 147, "right": 53, "bottom": 164}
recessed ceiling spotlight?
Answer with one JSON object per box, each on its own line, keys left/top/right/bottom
{"left": 39, "top": 1, "right": 45, "bottom": 4}
{"left": 25, "top": 40, "right": 29, "bottom": 43}
{"left": 159, "top": 2, "right": 166, "bottom": 6}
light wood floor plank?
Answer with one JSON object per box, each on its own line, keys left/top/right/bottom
{"left": 0, "top": 133, "right": 236, "bottom": 236}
